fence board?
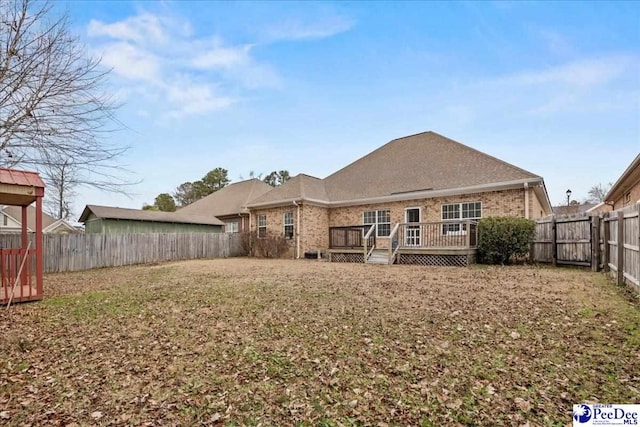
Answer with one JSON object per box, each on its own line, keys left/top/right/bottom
{"left": 0, "top": 233, "right": 244, "bottom": 273}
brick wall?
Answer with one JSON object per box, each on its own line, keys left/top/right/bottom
{"left": 300, "top": 204, "right": 329, "bottom": 254}
{"left": 251, "top": 188, "right": 542, "bottom": 254}
{"left": 250, "top": 206, "right": 295, "bottom": 258}
{"left": 328, "top": 189, "right": 527, "bottom": 248}
{"left": 613, "top": 179, "right": 640, "bottom": 210}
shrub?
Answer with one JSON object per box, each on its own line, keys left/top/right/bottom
{"left": 477, "top": 216, "right": 536, "bottom": 265}
{"left": 239, "top": 231, "right": 291, "bottom": 258}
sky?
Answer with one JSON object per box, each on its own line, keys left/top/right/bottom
{"left": 53, "top": 1, "right": 640, "bottom": 217}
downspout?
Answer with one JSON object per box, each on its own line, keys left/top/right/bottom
{"left": 293, "top": 200, "right": 301, "bottom": 259}
{"left": 524, "top": 182, "right": 530, "bottom": 219}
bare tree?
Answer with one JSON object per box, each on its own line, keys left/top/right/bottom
{"left": 0, "top": 0, "right": 132, "bottom": 196}
{"left": 41, "top": 155, "right": 77, "bottom": 219}
{"left": 586, "top": 183, "right": 612, "bottom": 204}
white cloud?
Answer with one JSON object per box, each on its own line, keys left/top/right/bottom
{"left": 191, "top": 45, "right": 252, "bottom": 70}
{"left": 497, "top": 56, "right": 635, "bottom": 88}
{"left": 164, "top": 79, "right": 236, "bottom": 119}
{"left": 264, "top": 15, "right": 354, "bottom": 41}
{"left": 88, "top": 13, "right": 169, "bottom": 45}
{"left": 99, "top": 42, "right": 161, "bottom": 82}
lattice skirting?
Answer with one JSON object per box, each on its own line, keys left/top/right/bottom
{"left": 397, "top": 253, "right": 474, "bottom": 267}
{"left": 329, "top": 253, "right": 365, "bottom": 263}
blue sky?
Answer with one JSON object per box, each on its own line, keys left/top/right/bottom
{"left": 58, "top": 1, "right": 639, "bottom": 215}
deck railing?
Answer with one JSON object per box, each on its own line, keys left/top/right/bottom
{"left": 330, "top": 221, "right": 477, "bottom": 251}
{"left": 393, "top": 221, "right": 478, "bottom": 249}
{"left": 329, "top": 225, "right": 375, "bottom": 249}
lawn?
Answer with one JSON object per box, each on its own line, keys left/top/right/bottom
{"left": 1, "top": 258, "right": 638, "bottom": 426}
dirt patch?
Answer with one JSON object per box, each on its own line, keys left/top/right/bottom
{"left": 1, "top": 258, "right": 638, "bottom": 425}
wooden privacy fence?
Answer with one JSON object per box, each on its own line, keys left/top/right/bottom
{"left": 532, "top": 204, "right": 640, "bottom": 293}
{"left": 0, "top": 233, "right": 244, "bottom": 273}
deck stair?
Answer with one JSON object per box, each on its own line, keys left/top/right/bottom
{"left": 366, "top": 249, "right": 389, "bottom": 265}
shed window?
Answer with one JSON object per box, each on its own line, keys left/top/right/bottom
{"left": 441, "top": 202, "right": 481, "bottom": 234}
{"left": 283, "top": 212, "right": 294, "bottom": 239}
{"left": 363, "top": 209, "right": 391, "bottom": 237}
{"left": 257, "top": 214, "right": 267, "bottom": 238}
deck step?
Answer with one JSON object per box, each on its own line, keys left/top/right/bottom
{"left": 366, "top": 250, "right": 390, "bottom": 264}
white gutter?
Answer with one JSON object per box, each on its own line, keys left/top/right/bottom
{"left": 246, "top": 177, "right": 545, "bottom": 209}
{"left": 524, "top": 182, "right": 529, "bottom": 219}
{"left": 293, "top": 200, "right": 301, "bottom": 259}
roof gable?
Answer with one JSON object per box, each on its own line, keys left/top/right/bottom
{"left": 246, "top": 174, "right": 328, "bottom": 207}
{"left": 2, "top": 205, "right": 57, "bottom": 230}
{"left": 178, "top": 179, "right": 272, "bottom": 217}
{"left": 323, "top": 131, "right": 540, "bottom": 202}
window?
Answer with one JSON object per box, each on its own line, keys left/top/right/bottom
{"left": 257, "top": 214, "right": 267, "bottom": 238}
{"left": 441, "top": 202, "right": 481, "bottom": 234}
{"left": 363, "top": 209, "right": 391, "bottom": 237}
{"left": 225, "top": 221, "right": 239, "bottom": 233}
{"left": 283, "top": 212, "right": 294, "bottom": 239}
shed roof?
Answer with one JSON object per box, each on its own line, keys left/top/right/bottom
{"left": 0, "top": 168, "right": 46, "bottom": 206}
{"left": 79, "top": 205, "right": 224, "bottom": 226}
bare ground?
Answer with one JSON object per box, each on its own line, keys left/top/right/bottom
{"left": 1, "top": 258, "right": 638, "bottom": 426}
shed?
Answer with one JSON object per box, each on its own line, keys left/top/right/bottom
{"left": 0, "top": 168, "right": 45, "bottom": 304}
{"left": 79, "top": 205, "right": 224, "bottom": 234}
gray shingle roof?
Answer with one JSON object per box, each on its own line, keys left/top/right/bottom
{"left": 246, "top": 131, "right": 543, "bottom": 207}
{"left": 247, "top": 174, "right": 328, "bottom": 206}
{"left": 79, "top": 205, "right": 224, "bottom": 226}
{"left": 178, "top": 179, "right": 272, "bottom": 217}
{"left": 324, "top": 131, "right": 540, "bottom": 201}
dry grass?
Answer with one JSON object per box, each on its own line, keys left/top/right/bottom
{"left": 1, "top": 258, "right": 638, "bottom": 426}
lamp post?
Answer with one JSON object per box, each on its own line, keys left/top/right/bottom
{"left": 566, "top": 189, "right": 572, "bottom": 207}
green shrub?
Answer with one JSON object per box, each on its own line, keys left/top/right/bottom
{"left": 477, "top": 216, "right": 536, "bottom": 265}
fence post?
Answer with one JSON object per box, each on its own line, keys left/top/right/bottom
{"left": 617, "top": 210, "right": 624, "bottom": 286}
{"left": 603, "top": 214, "right": 611, "bottom": 272}
{"left": 551, "top": 217, "right": 557, "bottom": 267}
{"left": 591, "top": 215, "right": 600, "bottom": 272}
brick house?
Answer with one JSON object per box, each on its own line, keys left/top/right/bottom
{"left": 245, "top": 131, "right": 552, "bottom": 263}
{"left": 178, "top": 179, "right": 272, "bottom": 233}
{"left": 605, "top": 153, "right": 640, "bottom": 211}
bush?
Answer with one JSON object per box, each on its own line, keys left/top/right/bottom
{"left": 239, "top": 231, "right": 291, "bottom": 258}
{"left": 477, "top": 216, "right": 536, "bottom": 265}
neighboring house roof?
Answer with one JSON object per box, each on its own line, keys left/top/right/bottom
{"left": 552, "top": 203, "right": 597, "bottom": 215}
{"left": 2, "top": 205, "right": 57, "bottom": 231}
{"left": 79, "top": 205, "right": 224, "bottom": 226}
{"left": 178, "top": 179, "right": 272, "bottom": 218}
{"left": 246, "top": 131, "right": 551, "bottom": 211}
{"left": 605, "top": 153, "right": 640, "bottom": 204}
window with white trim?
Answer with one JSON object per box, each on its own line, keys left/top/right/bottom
{"left": 283, "top": 212, "right": 294, "bottom": 239}
{"left": 441, "top": 202, "right": 481, "bottom": 234}
{"left": 257, "top": 214, "right": 267, "bottom": 238}
{"left": 363, "top": 209, "right": 391, "bottom": 237}
{"left": 225, "top": 221, "right": 239, "bottom": 233}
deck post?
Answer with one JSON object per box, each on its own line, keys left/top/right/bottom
{"left": 591, "top": 215, "right": 600, "bottom": 272}
{"left": 35, "top": 195, "right": 44, "bottom": 297}
{"left": 603, "top": 214, "right": 611, "bottom": 272}
{"left": 617, "top": 210, "right": 624, "bottom": 286}
{"left": 551, "top": 217, "right": 557, "bottom": 267}
{"left": 21, "top": 205, "right": 28, "bottom": 288}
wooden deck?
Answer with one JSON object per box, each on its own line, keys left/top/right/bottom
{"left": 328, "top": 221, "right": 477, "bottom": 266}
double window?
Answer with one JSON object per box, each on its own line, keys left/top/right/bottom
{"left": 363, "top": 209, "right": 391, "bottom": 237}
{"left": 441, "top": 202, "right": 481, "bottom": 234}
{"left": 257, "top": 214, "right": 267, "bottom": 238}
{"left": 283, "top": 212, "right": 294, "bottom": 239}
